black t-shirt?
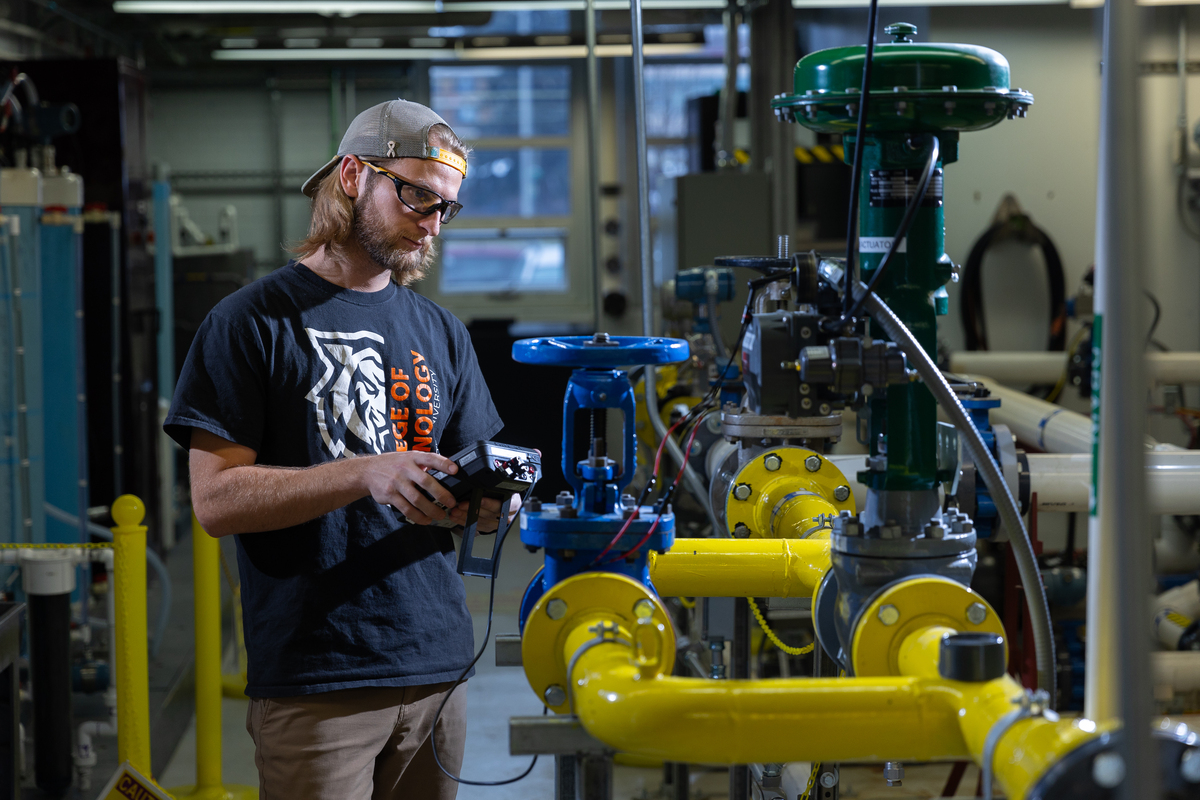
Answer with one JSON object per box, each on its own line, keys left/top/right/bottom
{"left": 165, "top": 262, "right": 503, "bottom": 697}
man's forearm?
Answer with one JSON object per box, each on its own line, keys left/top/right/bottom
{"left": 193, "top": 458, "right": 370, "bottom": 536}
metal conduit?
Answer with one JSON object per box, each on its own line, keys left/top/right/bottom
{"left": 856, "top": 285, "right": 1057, "bottom": 700}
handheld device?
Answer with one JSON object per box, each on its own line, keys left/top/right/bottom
{"left": 426, "top": 441, "right": 541, "bottom": 578}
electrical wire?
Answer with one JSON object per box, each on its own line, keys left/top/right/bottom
{"left": 747, "top": 596, "right": 813, "bottom": 656}
{"left": 841, "top": 0, "right": 881, "bottom": 320}
{"left": 431, "top": 486, "right": 543, "bottom": 787}
{"left": 1044, "top": 327, "right": 1089, "bottom": 404}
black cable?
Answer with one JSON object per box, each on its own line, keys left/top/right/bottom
{"left": 432, "top": 485, "right": 541, "bottom": 787}
{"left": 961, "top": 213, "right": 1067, "bottom": 352}
{"left": 837, "top": 134, "right": 939, "bottom": 325}
{"left": 841, "top": 0, "right": 881, "bottom": 320}
{"left": 1145, "top": 290, "right": 1162, "bottom": 347}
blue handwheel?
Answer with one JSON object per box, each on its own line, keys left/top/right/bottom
{"left": 512, "top": 333, "right": 689, "bottom": 368}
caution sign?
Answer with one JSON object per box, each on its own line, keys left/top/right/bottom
{"left": 95, "top": 762, "right": 174, "bottom": 800}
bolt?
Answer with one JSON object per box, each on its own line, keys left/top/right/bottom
{"left": 966, "top": 603, "right": 988, "bottom": 625}
{"left": 733, "top": 523, "right": 751, "bottom": 538}
{"left": 546, "top": 598, "right": 568, "bottom": 620}
{"left": 544, "top": 684, "right": 567, "bottom": 706}
{"left": 764, "top": 454, "right": 782, "bottom": 472}
{"left": 556, "top": 491, "right": 573, "bottom": 507}
{"left": 620, "top": 494, "right": 636, "bottom": 509}
{"left": 819, "top": 403, "right": 831, "bottom": 415}
{"left": 804, "top": 455, "right": 821, "bottom": 472}
{"left": 633, "top": 599, "right": 655, "bottom": 619}
{"left": 1181, "top": 748, "right": 1200, "bottom": 783}
{"left": 733, "top": 483, "right": 753, "bottom": 501}
{"left": 799, "top": 326, "right": 813, "bottom": 339}
{"left": 800, "top": 383, "right": 811, "bottom": 395}
{"left": 926, "top": 523, "right": 946, "bottom": 539}
{"left": 527, "top": 497, "right": 543, "bottom": 512}
{"left": 884, "top": 761, "right": 904, "bottom": 787}
{"left": 819, "top": 769, "right": 838, "bottom": 789}
{"left": 1092, "top": 751, "right": 1126, "bottom": 789}
{"left": 879, "top": 523, "right": 902, "bottom": 540}
{"left": 801, "top": 397, "right": 813, "bottom": 410}
{"left": 878, "top": 604, "right": 900, "bottom": 626}
{"left": 832, "top": 485, "right": 850, "bottom": 503}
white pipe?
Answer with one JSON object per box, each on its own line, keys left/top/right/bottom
{"left": 1154, "top": 580, "right": 1200, "bottom": 650}
{"left": 963, "top": 376, "right": 1167, "bottom": 453}
{"left": 948, "top": 351, "right": 1200, "bottom": 386}
{"left": 1153, "top": 651, "right": 1200, "bottom": 691}
{"left": 1028, "top": 452, "right": 1200, "bottom": 514}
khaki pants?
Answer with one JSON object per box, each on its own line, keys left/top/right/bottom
{"left": 246, "top": 682, "right": 466, "bottom": 800}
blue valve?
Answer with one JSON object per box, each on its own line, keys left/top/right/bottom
{"left": 512, "top": 333, "right": 689, "bottom": 629}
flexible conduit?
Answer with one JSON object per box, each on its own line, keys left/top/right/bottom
{"left": 856, "top": 285, "right": 1056, "bottom": 701}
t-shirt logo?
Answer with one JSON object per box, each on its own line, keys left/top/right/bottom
{"left": 304, "top": 328, "right": 390, "bottom": 458}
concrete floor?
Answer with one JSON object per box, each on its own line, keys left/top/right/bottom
{"left": 157, "top": 537, "right": 986, "bottom": 799}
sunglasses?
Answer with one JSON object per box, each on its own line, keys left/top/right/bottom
{"left": 362, "top": 161, "right": 464, "bottom": 224}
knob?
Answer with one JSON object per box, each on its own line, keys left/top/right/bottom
{"left": 938, "top": 632, "right": 1005, "bottom": 682}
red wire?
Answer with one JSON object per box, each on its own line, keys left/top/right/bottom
{"left": 604, "top": 412, "right": 707, "bottom": 565}
{"left": 590, "top": 403, "right": 706, "bottom": 565}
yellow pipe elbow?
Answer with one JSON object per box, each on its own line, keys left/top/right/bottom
{"left": 648, "top": 537, "right": 831, "bottom": 598}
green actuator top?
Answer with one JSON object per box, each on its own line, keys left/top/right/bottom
{"left": 773, "top": 23, "right": 1033, "bottom": 134}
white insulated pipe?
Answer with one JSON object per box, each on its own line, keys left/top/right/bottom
{"left": 1026, "top": 452, "right": 1200, "bottom": 514}
{"left": 948, "top": 351, "right": 1200, "bottom": 386}
{"left": 962, "top": 376, "right": 1167, "bottom": 453}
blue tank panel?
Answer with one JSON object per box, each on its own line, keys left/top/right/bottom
{"left": 0, "top": 208, "right": 46, "bottom": 544}
{"left": 40, "top": 217, "right": 86, "bottom": 545}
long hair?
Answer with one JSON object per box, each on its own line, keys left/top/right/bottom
{"left": 291, "top": 123, "right": 469, "bottom": 283}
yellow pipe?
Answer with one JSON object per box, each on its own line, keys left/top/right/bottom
{"left": 561, "top": 605, "right": 1106, "bottom": 799}
{"left": 111, "top": 495, "right": 152, "bottom": 776}
{"left": 647, "top": 537, "right": 831, "bottom": 598}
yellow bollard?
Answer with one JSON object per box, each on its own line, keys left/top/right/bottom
{"left": 170, "top": 513, "right": 257, "bottom": 800}
{"left": 111, "top": 495, "right": 153, "bottom": 777}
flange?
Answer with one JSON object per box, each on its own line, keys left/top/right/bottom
{"left": 521, "top": 571, "right": 676, "bottom": 714}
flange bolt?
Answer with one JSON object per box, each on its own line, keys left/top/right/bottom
{"left": 633, "top": 599, "right": 655, "bottom": 619}
{"left": 556, "top": 491, "right": 573, "bottom": 507}
{"left": 878, "top": 604, "right": 900, "bottom": 626}
{"left": 884, "top": 761, "right": 904, "bottom": 787}
{"left": 819, "top": 769, "right": 838, "bottom": 789}
{"left": 804, "top": 455, "right": 821, "bottom": 472}
{"left": 544, "top": 684, "right": 567, "bottom": 706}
{"left": 1092, "top": 751, "right": 1126, "bottom": 789}
{"left": 763, "top": 454, "right": 782, "bottom": 472}
{"left": 733, "top": 483, "right": 753, "bottom": 501}
{"left": 546, "top": 598, "right": 568, "bottom": 620}
{"left": 1181, "top": 748, "right": 1200, "bottom": 783}
{"left": 966, "top": 602, "right": 988, "bottom": 625}
{"left": 834, "top": 485, "right": 851, "bottom": 502}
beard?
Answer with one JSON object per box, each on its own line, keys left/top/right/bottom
{"left": 352, "top": 183, "right": 437, "bottom": 286}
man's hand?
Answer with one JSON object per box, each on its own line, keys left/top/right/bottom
{"left": 448, "top": 493, "right": 523, "bottom": 533}
{"left": 361, "top": 451, "right": 460, "bottom": 526}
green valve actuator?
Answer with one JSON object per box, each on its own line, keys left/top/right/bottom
{"left": 773, "top": 22, "right": 1032, "bottom": 491}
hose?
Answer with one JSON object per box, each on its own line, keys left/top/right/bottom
{"left": 643, "top": 367, "right": 725, "bottom": 536}
{"left": 44, "top": 503, "right": 172, "bottom": 660}
{"left": 855, "top": 285, "right": 1057, "bottom": 702}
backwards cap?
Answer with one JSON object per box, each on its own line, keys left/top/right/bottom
{"left": 301, "top": 98, "right": 466, "bottom": 197}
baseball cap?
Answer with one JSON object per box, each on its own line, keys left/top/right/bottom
{"left": 301, "top": 98, "right": 467, "bottom": 197}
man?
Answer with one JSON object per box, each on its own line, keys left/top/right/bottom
{"left": 165, "top": 99, "right": 514, "bottom": 799}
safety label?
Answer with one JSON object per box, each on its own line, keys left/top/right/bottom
{"left": 859, "top": 237, "right": 906, "bottom": 254}
{"left": 96, "top": 762, "right": 174, "bottom": 800}
{"left": 868, "top": 168, "right": 944, "bottom": 208}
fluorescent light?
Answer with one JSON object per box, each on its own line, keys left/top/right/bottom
{"left": 793, "top": 0, "right": 1063, "bottom": 5}
{"left": 116, "top": 0, "right": 725, "bottom": 11}
{"left": 116, "top": 1, "right": 437, "bottom": 11}
{"left": 212, "top": 41, "right": 705, "bottom": 61}
{"left": 219, "top": 37, "right": 257, "bottom": 48}
{"left": 347, "top": 37, "right": 384, "bottom": 46}
{"left": 534, "top": 35, "right": 573, "bottom": 45}
{"left": 409, "top": 37, "right": 446, "bottom": 46}
{"left": 212, "top": 47, "right": 456, "bottom": 60}
{"left": 284, "top": 37, "right": 322, "bottom": 47}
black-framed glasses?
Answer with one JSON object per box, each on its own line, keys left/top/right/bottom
{"left": 362, "top": 161, "right": 464, "bottom": 224}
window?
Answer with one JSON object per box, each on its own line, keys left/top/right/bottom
{"left": 428, "top": 63, "right": 577, "bottom": 312}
